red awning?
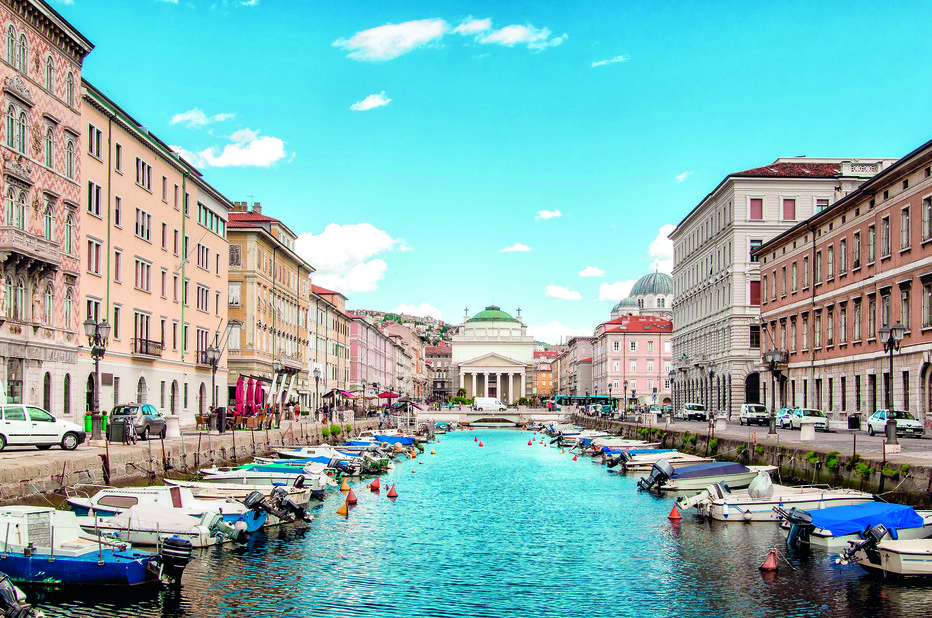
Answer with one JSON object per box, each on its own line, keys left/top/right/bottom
{"left": 377, "top": 392, "right": 400, "bottom": 399}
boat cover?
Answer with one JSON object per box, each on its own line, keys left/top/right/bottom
{"left": 601, "top": 447, "right": 674, "bottom": 455}
{"left": 809, "top": 503, "right": 923, "bottom": 539}
{"left": 671, "top": 462, "right": 750, "bottom": 479}
{"left": 373, "top": 435, "right": 415, "bottom": 446}
{"left": 107, "top": 504, "right": 203, "bottom": 531}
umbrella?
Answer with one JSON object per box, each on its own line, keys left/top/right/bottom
{"left": 255, "top": 381, "right": 265, "bottom": 413}
{"left": 235, "top": 376, "right": 245, "bottom": 415}
{"left": 377, "top": 392, "right": 400, "bottom": 399}
{"left": 245, "top": 378, "right": 255, "bottom": 415}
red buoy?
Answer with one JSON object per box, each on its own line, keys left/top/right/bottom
{"left": 528, "top": 440, "right": 533, "bottom": 446}
{"left": 759, "top": 548, "right": 779, "bottom": 571}
{"left": 572, "top": 455, "right": 577, "bottom": 461}
{"left": 387, "top": 484, "right": 398, "bottom": 498}
{"left": 474, "top": 437, "right": 478, "bottom": 442}
{"left": 668, "top": 504, "right": 682, "bottom": 520}
{"left": 369, "top": 477, "right": 381, "bottom": 491}
{"left": 346, "top": 488, "right": 358, "bottom": 504}
{"left": 479, "top": 441, "right": 484, "bottom": 447}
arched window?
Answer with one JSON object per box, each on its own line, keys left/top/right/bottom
{"left": 4, "top": 189, "right": 12, "bottom": 225}
{"left": 13, "top": 277, "right": 23, "bottom": 320}
{"left": 6, "top": 26, "right": 14, "bottom": 65}
{"left": 43, "top": 372, "right": 51, "bottom": 411}
{"left": 65, "top": 72, "right": 74, "bottom": 107}
{"left": 136, "top": 376, "right": 147, "bottom": 404}
{"left": 64, "top": 214, "right": 74, "bottom": 254}
{"left": 44, "top": 127, "right": 53, "bottom": 167}
{"left": 3, "top": 276, "right": 12, "bottom": 318}
{"left": 65, "top": 140, "right": 74, "bottom": 178}
{"left": 5, "top": 105, "right": 13, "bottom": 148}
{"left": 44, "top": 56, "right": 53, "bottom": 91}
{"left": 43, "top": 204, "right": 52, "bottom": 240}
{"left": 16, "top": 110, "right": 26, "bottom": 153}
{"left": 15, "top": 192, "right": 25, "bottom": 229}
{"left": 63, "top": 373, "right": 71, "bottom": 416}
{"left": 17, "top": 34, "right": 26, "bottom": 72}
{"left": 63, "top": 288, "right": 73, "bottom": 330}
{"left": 43, "top": 283, "right": 53, "bottom": 325}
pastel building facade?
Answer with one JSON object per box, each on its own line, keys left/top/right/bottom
{"left": 452, "top": 306, "right": 534, "bottom": 402}
{"left": 758, "top": 138, "right": 932, "bottom": 425}
{"left": 592, "top": 315, "right": 673, "bottom": 406}
{"left": 0, "top": 0, "right": 91, "bottom": 416}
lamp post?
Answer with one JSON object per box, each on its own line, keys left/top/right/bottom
{"left": 631, "top": 389, "right": 637, "bottom": 415}
{"left": 313, "top": 367, "right": 321, "bottom": 422}
{"left": 205, "top": 344, "right": 221, "bottom": 429}
{"left": 361, "top": 380, "right": 367, "bottom": 419}
{"left": 623, "top": 380, "right": 628, "bottom": 416}
{"left": 879, "top": 322, "right": 906, "bottom": 442}
{"left": 608, "top": 384, "right": 613, "bottom": 416}
{"left": 668, "top": 371, "right": 676, "bottom": 423}
{"left": 763, "top": 350, "right": 777, "bottom": 435}
{"left": 83, "top": 317, "right": 111, "bottom": 441}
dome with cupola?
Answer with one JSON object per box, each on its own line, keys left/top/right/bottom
{"left": 467, "top": 305, "right": 519, "bottom": 323}
{"left": 610, "top": 271, "right": 674, "bottom": 319}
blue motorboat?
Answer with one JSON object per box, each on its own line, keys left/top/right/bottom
{"left": 0, "top": 506, "right": 192, "bottom": 588}
{"left": 782, "top": 502, "right": 932, "bottom": 549}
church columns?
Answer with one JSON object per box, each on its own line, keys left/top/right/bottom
{"left": 519, "top": 372, "right": 525, "bottom": 401}
{"left": 471, "top": 373, "right": 477, "bottom": 399}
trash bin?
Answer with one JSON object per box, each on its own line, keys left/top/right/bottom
{"left": 107, "top": 420, "right": 126, "bottom": 443}
{"left": 84, "top": 413, "right": 92, "bottom": 433}
{"left": 848, "top": 414, "right": 861, "bottom": 430}
{"left": 101, "top": 412, "right": 108, "bottom": 432}
{"left": 217, "top": 407, "right": 227, "bottom": 434}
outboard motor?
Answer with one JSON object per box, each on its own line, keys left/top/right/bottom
{"left": 269, "top": 487, "right": 312, "bottom": 523}
{"left": 292, "top": 475, "right": 306, "bottom": 489}
{"left": 0, "top": 572, "right": 40, "bottom": 618}
{"left": 605, "top": 455, "right": 622, "bottom": 469}
{"left": 842, "top": 523, "right": 888, "bottom": 565}
{"left": 158, "top": 536, "right": 194, "bottom": 586}
{"left": 778, "top": 507, "right": 814, "bottom": 547}
{"left": 636, "top": 459, "right": 675, "bottom": 492}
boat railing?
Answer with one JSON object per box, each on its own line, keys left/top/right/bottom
{"left": 62, "top": 483, "right": 111, "bottom": 503}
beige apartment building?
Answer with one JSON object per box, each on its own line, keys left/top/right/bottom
{"left": 758, "top": 138, "right": 932, "bottom": 426}
{"left": 670, "top": 157, "right": 893, "bottom": 418}
{"left": 312, "top": 284, "right": 349, "bottom": 411}
{"left": 227, "top": 202, "right": 314, "bottom": 412}
{"left": 0, "top": 1, "right": 91, "bottom": 417}
{"left": 80, "top": 81, "right": 231, "bottom": 422}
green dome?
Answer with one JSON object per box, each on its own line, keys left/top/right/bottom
{"left": 612, "top": 297, "right": 638, "bottom": 312}
{"left": 467, "top": 305, "right": 519, "bottom": 323}
{"left": 630, "top": 272, "right": 673, "bottom": 297}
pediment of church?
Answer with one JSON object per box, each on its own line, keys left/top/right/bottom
{"left": 459, "top": 352, "right": 524, "bottom": 368}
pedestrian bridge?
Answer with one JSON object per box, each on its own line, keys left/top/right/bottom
{"left": 418, "top": 406, "right": 570, "bottom": 427}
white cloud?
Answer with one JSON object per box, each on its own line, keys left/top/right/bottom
{"left": 170, "top": 108, "right": 236, "bottom": 128}
{"left": 676, "top": 171, "right": 693, "bottom": 182}
{"left": 295, "top": 223, "right": 404, "bottom": 294}
{"left": 171, "top": 128, "right": 286, "bottom": 168}
{"left": 454, "top": 17, "right": 491, "bottom": 35}
{"left": 479, "top": 24, "right": 565, "bottom": 50}
{"left": 155, "top": 0, "right": 178, "bottom": 3}
{"left": 528, "top": 321, "right": 592, "bottom": 345}
{"left": 545, "top": 285, "right": 581, "bottom": 301}
{"left": 333, "top": 19, "right": 447, "bottom": 61}
{"left": 241, "top": 0, "right": 259, "bottom": 5}
{"left": 535, "top": 209, "right": 561, "bottom": 220}
{"left": 591, "top": 54, "right": 630, "bottom": 68}
{"left": 598, "top": 280, "right": 637, "bottom": 302}
{"left": 648, "top": 224, "right": 676, "bottom": 273}
{"left": 579, "top": 266, "right": 604, "bottom": 277}
{"left": 500, "top": 243, "right": 531, "bottom": 252}
{"left": 350, "top": 91, "right": 392, "bottom": 111}
{"left": 395, "top": 302, "right": 443, "bottom": 320}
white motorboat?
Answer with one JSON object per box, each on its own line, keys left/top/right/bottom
{"left": 782, "top": 502, "right": 932, "bottom": 549}
{"left": 164, "top": 478, "right": 314, "bottom": 502}
{"left": 66, "top": 485, "right": 254, "bottom": 524}
{"left": 620, "top": 452, "right": 715, "bottom": 473}
{"left": 199, "top": 463, "right": 337, "bottom": 489}
{"left": 637, "top": 459, "right": 776, "bottom": 494}
{"left": 78, "top": 504, "right": 234, "bottom": 547}
{"left": 678, "top": 473, "right": 876, "bottom": 522}
{"left": 843, "top": 524, "right": 932, "bottom": 577}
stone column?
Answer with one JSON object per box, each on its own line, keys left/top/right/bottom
{"left": 471, "top": 372, "right": 477, "bottom": 399}
{"left": 519, "top": 372, "right": 525, "bottom": 401}
{"left": 484, "top": 372, "right": 490, "bottom": 397}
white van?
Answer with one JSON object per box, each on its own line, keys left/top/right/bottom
{"left": 677, "top": 402, "right": 708, "bottom": 421}
{"left": 473, "top": 397, "right": 506, "bottom": 412}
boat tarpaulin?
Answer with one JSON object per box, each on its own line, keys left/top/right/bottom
{"left": 671, "top": 462, "right": 750, "bottom": 479}
{"left": 809, "top": 502, "right": 923, "bottom": 539}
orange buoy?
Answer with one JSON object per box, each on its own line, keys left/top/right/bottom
{"left": 759, "top": 548, "right": 779, "bottom": 571}
{"left": 336, "top": 501, "right": 348, "bottom": 516}
{"left": 572, "top": 455, "right": 577, "bottom": 461}
{"left": 387, "top": 484, "right": 398, "bottom": 498}
{"left": 370, "top": 477, "right": 381, "bottom": 491}
{"left": 340, "top": 479, "right": 350, "bottom": 492}
{"left": 668, "top": 504, "right": 682, "bottom": 520}
{"left": 528, "top": 440, "right": 532, "bottom": 446}
{"left": 346, "top": 489, "right": 358, "bottom": 504}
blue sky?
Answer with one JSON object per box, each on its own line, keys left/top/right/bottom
{"left": 54, "top": 0, "right": 932, "bottom": 343}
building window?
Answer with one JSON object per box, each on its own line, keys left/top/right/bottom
{"left": 901, "top": 207, "right": 911, "bottom": 249}
{"left": 749, "top": 239, "right": 762, "bottom": 262}
{"left": 88, "top": 124, "right": 102, "bottom": 158}
{"left": 816, "top": 198, "right": 830, "bottom": 212}
{"left": 881, "top": 216, "right": 891, "bottom": 257}
{"left": 814, "top": 312, "right": 822, "bottom": 348}
{"left": 113, "top": 196, "right": 122, "bottom": 227}
{"left": 612, "top": 341, "right": 619, "bottom": 352}
{"left": 629, "top": 341, "right": 637, "bottom": 352}
{"left": 113, "top": 305, "right": 121, "bottom": 340}
{"left": 854, "top": 302, "right": 862, "bottom": 341}
{"left": 826, "top": 246, "right": 834, "bottom": 280}
{"left": 815, "top": 251, "right": 822, "bottom": 284}
{"left": 135, "top": 157, "right": 152, "bottom": 190}
{"left": 790, "top": 318, "right": 797, "bottom": 352}
{"left": 868, "top": 296, "right": 876, "bottom": 338}
{"left": 791, "top": 262, "right": 797, "bottom": 292}
{"left": 922, "top": 197, "right": 932, "bottom": 242}
{"left": 114, "top": 143, "right": 123, "bottom": 172}
{"left": 161, "top": 269, "right": 167, "bottom": 298}
{"left": 750, "top": 325, "right": 760, "bottom": 348}
{"left": 802, "top": 314, "right": 809, "bottom": 350}
{"left": 647, "top": 341, "right": 654, "bottom": 352}
{"left": 87, "top": 239, "right": 101, "bottom": 275}
{"left": 65, "top": 140, "right": 74, "bottom": 179}
{"left": 16, "top": 34, "right": 25, "bottom": 72}
{"left": 840, "top": 307, "right": 847, "bottom": 344}
{"left": 161, "top": 176, "right": 167, "bottom": 202}
{"left": 196, "top": 284, "right": 209, "bottom": 312}
{"left": 781, "top": 266, "right": 786, "bottom": 296}
{"left": 629, "top": 360, "right": 636, "bottom": 373}
{"left": 135, "top": 208, "right": 151, "bottom": 241}
{"left": 228, "top": 281, "right": 241, "bottom": 307}
{"left": 839, "top": 239, "right": 846, "bottom": 274}
{"left": 43, "top": 284, "right": 53, "bottom": 326}
{"left": 782, "top": 198, "right": 796, "bottom": 220}
{"left": 902, "top": 288, "right": 911, "bottom": 331}
{"left": 749, "top": 280, "right": 760, "bottom": 306}
{"left": 87, "top": 181, "right": 102, "bottom": 217}
{"left": 803, "top": 256, "right": 809, "bottom": 288}
{"left": 853, "top": 232, "right": 861, "bottom": 268}
{"left": 113, "top": 249, "right": 122, "bottom": 282}
{"left": 66, "top": 72, "right": 75, "bottom": 107}
{"left": 43, "top": 204, "right": 52, "bottom": 240}
{"left": 15, "top": 111, "right": 25, "bottom": 153}
{"left": 750, "top": 198, "right": 763, "bottom": 220}
{"left": 134, "top": 259, "right": 151, "bottom": 292}
{"left": 868, "top": 225, "right": 876, "bottom": 263}
{"left": 64, "top": 214, "right": 74, "bottom": 255}
{"left": 44, "top": 127, "right": 53, "bottom": 168}
{"left": 881, "top": 294, "right": 890, "bottom": 329}
{"left": 923, "top": 283, "right": 932, "bottom": 328}
{"left": 827, "top": 309, "right": 834, "bottom": 346}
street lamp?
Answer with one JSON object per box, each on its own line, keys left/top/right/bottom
{"left": 83, "top": 317, "right": 111, "bottom": 441}
{"left": 205, "top": 344, "right": 221, "bottom": 414}
{"left": 608, "top": 384, "right": 613, "bottom": 415}
{"left": 313, "top": 367, "right": 321, "bottom": 421}
{"left": 879, "top": 321, "right": 906, "bottom": 410}
{"left": 623, "top": 380, "right": 628, "bottom": 415}
{"left": 668, "top": 371, "right": 676, "bottom": 423}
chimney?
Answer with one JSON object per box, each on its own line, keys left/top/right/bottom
{"left": 253, "top": 202, "right": 261, "bottom": 214}
{"left": 230, "top": 201, "right": 247, "bottom": 212}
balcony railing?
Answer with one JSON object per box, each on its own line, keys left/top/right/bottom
{"left": 0, "top": 226, "right": 61, "bottom": 278}
{"left": 132, "top": 338, "right": 163, "bottom": 357}
{"left": 276, "top": 353, "right": 303, "bottom": 372}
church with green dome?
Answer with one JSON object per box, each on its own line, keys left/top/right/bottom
{"left": 610, "top": 271, "right": 674, "bottom": 319}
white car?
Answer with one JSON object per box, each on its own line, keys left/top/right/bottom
{"left": 739, "top": 404, "right": 769, "bottom": 426}
{"left": 866, "top": 410, "right": 923, "bottom": 438}
{"left": 787, "top": 408, "right": 828, "bottom": 431}
{"left": 677, "top": 403, "right": 708, "bottom": 421}
{"left": 0, "top": 404, "right": 86, "bottom": 451}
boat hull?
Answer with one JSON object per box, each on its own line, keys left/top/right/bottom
{"left": 659, "top": 467, "right": 777, "bottom": 493}
{"left": 853, "top": 539, "right": 932, "bottom": 577}
{"left": 707, "top": 492, "right": 875, "bottom": 522}
{"left": 0, "top": 548, "right": 159, "bottom": 588}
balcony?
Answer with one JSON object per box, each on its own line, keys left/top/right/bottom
{"left": 0, "top": 226, "right": 61, "bottom": 279}
{"left": 275, "top": 353, "right": 303, "bottom": 373}
{"left": 132, "top": 338, "right": 163, "bottom": 358}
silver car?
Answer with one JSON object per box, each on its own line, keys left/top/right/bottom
{"left": 110, "top": 403, "right": 166, "bottom": 440}
{"left": 867, "top": 409, "right": 923, "bottom": 437}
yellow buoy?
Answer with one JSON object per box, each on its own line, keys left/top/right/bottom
{"left": 336, "top": 501, "right": 349, "bottom": 516}
{"left": 340, "top": 479, "right": 350, "bottom": 492}
{"left": 430, "top": 450, "right": 436, "bottom": 455}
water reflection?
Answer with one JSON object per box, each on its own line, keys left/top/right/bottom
{"left": 26, "top": 429, "right": 932, "bottom": 617}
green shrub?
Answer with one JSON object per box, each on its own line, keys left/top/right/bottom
{"left": 736, "top": 444, "right": 746, "bottom": 455}
{"left": 637, "top": 427, "right": 649, "bottom": 437}
{"left": 881, "top": 464, "right": 900, "bottom": 479}
{"left": 321, "top": 427, "right": 331, "bottom": 438}
{"left": 755, "top": 445, "right": 765, "bottom": 456}
{"left": 901, "top": 464, "right": 911, "bottom": 476}
{"left": 825, "top": 451, "right": 841, "bottom": 472}
{"left": 650, "top": 428, "right": 662, "bottom": 436}
{"left": 345, "top": 423, "right": 352, "bottom": 433}
{"left": 709, "top": 438, "right": 719, "bottom": 452}
{"left": 330, "top": 423, "right": 342, "bottom": 436}
{"left": 805, "top": 451, "right": 820, "bottom": 466}
{"left": 855, "top": 461, "right": 872, "bottom": 479}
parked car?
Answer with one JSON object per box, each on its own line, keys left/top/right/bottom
{"left": 866, "top": 409, "right": 924, "bottom": 438}
{"left": 110, "top": 403, "right": 166, "bottom": 440}
{"left": 787, "top": 408, "right": 828, "bottom": 431}
{"left": 739, "top": 404, "right": 769, "bottom": 426}
{"left": 677, "top": 402, "right": 708, "bottom": 421}
{"left": 0, "top": 404, "right": 85, "bottom": 451}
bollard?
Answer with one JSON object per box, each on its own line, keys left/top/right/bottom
{"left": 886, "top": 417, "right": 898, "bottom": 445}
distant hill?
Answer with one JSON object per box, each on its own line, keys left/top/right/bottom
{"left": 353, "top": 309, "right": 459, "bottom": 345}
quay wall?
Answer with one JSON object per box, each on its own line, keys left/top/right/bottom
{"left": 572, "top": 415, "right": 932, "bottom": 508}
{"left": 0, "top": 419, "right": 378, "bottom": 505}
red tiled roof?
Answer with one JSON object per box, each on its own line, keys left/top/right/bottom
{"left": 580, "top": 357, "right": 593, "bottom": 362}
{"left": 732, "top": 162, "right": 841, "bottom": 178}
{"left": 600, "top": 314, "right": 672, "bottom": 333}
{"left": 228, "top": 211, "right": 279, "bottom": 226}
{"left": 312, "top": 284, "right": 338, "bottom": 295}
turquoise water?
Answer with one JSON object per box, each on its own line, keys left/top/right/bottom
{"left": 28, "top": 429, "right": 932, "bottom": 617}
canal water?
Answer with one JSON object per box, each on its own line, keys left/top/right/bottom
{"left": 27, "top": 428, "right": 932, "bottom": 617}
